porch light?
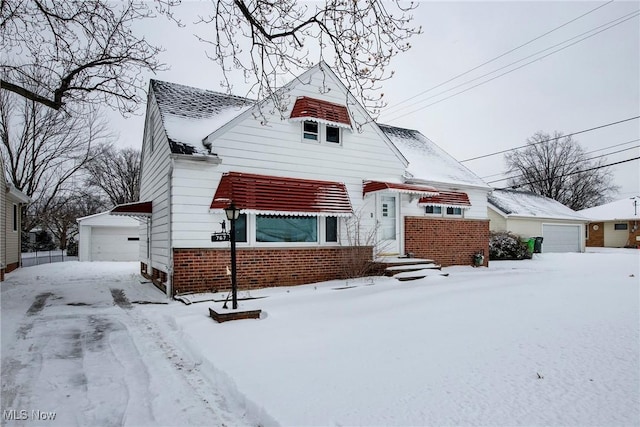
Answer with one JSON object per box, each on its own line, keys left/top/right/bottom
{"left": 224, "top": 202, "right": 241, "bottom": 309}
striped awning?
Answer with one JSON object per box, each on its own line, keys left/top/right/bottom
{"left": 210, "top": 172, "right": 353, "bottom": 217}
{"left": 289, "top": 96, "right": 351, "bottom": 129}
{"left": 110, "top": 201, "right": 152, "bottom": 217}
{"left": 363, "top": 181, "right": 439, "bottom": 197}
{"left": 418, "top": 191, "right": 472, "bottom": 209}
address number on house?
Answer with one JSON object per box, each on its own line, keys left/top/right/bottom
{"left": 211, "top": 232, "right": 230, "bottom": 242}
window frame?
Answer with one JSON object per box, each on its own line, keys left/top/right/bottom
{"left": 614, "top": 223, "right": 628, "bottom": 231}
{"left": 300, "top": 121, "right": 343, "bottom": 146}
{"left": 424, "top": 205, "right": 443, "bottom": 216}
{"left": 325, "top": 125, "right": 341, "bottom": 144}
{"left": 303, "top": 120, "right": 319, "bottom": 141}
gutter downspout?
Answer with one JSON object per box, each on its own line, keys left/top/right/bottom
{"left": 166, "top": 160, "right": 174, "bottom": 298}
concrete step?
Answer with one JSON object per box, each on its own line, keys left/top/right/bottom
{"left": 385, "top": 263, "right": 441, "bottom": 272}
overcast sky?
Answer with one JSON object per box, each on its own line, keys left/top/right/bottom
{"left": 108, "top": 1, "right": 640, "bottom": 199}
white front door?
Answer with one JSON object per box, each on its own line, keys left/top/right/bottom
{"left": 378, "top": 195, "right": 399, "bottom": 255}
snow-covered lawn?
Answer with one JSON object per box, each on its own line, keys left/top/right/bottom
{"left": 2, "top": 249, "right": 639, "bottom": 426}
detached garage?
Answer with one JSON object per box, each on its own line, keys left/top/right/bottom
{"left": 77, "top": 211, "right": 140, "bottom": 261}
{"left": 488, "top": 189, "right": 587, "bottom": 253}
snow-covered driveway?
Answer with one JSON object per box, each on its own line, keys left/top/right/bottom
{"left": 1, "top": 263, "right": 263, "bottom": 427}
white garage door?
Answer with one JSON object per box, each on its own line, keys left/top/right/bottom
{"left": 542, "top": 224, "right": 581, "bottom": 253}
{"left": 90, "top": 226, "right": 139, "bottom": 261}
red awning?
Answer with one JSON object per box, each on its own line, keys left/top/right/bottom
{"left": 210, "top": 172, "right": 353, "bottom": 217}
{"left": 110, "top": 201, "right": 152, "bottom": 217}
{"left": 289, "top": 96, "right": 351, "bottom": 128}
{"left": 363, "top": 181, "right": 439, "bottom": 197}
{"left": 418, "top": 191, "right": 472, "bottom": 208}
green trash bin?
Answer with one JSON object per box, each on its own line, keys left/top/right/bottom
{"left": 527, "top": 237, "right": 535, "bottom": 253}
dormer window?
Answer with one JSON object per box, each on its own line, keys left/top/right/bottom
{"left": 326, "top": 125, "right": 340, "bottom": 144}
{"left": 303, "top": 121, "right": 319, "bottom": 141}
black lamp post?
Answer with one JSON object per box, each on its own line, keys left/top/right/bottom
{"left": 224, "top": 202, "right": 241, "bottom": 309}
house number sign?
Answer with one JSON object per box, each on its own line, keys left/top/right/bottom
{"left": 211, "top": 232, "right": 230, "bottom": 242}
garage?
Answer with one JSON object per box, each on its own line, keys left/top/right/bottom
{"left": 542, "top": 224, "right": 581, "bottom": 253}
{"left": 77, "top": 211, "right": 141, "bottom": 261}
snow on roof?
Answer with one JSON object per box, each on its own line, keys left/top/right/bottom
{"left": 378, "top": 124, "right": 489, "bottom": 189}
{"left": 488, "top": 189, "right": 588, "bottom": 221}
{"left": 150, "top": 80, "right": 252, "bottom": 155}
{"left": 578, "top": 196, "right": 640, "bottom": 221}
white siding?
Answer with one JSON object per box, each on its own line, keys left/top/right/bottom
{"left": 171, "top": 70, "right": 406, "bottom": 249}
{"left": 604, "top": 222, "right": 630, "bottom": 247}
{"left": 139, "top": 90, "right": 172, "bottom": 271}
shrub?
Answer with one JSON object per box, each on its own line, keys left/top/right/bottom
{"left": 489, "top": 231, "right": 531, "bottom": 260}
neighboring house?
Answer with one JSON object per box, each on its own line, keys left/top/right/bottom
{"left": 77, "top": 211, "right": 141, "bottom": 261}
{"left": 113, "top": 62, "right": 491, "bottom": 297}
{"left": 487, "top": 189, "right": 588, "bottom": 253}
{"left": 579, "top": 196, "right": 640, "bottom": 248}
{"left": 1, "top": 162, "right": 30, "bottom": 280}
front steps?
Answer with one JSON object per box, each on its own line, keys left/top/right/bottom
{"left": 373, "top": 255, "right": 449, "bottom": 282}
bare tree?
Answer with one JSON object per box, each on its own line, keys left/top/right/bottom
{"left": 0, "top": 90, "right": 112, "bottom": 233}
{"left": 42, "top": 190, "right": 107, "bottom": 250}
{"left": 85, "top": 144, "right": 141, "bottom": 206}
{"left": 504, "top": 131, "right": 619, "bottom": 210}
{"left": 197, "top": 0, "right": 421, "bottom": 117}
{"left": 0, "top": 0, "right": 172, "bottom": 114}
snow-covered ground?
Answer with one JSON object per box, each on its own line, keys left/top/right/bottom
{"left": 1, "top": 249, "right": 639, "bottom": 426}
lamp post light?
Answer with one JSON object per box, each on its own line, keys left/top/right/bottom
{"left": 224, "top": 202, "right": 241, "bottom": 310}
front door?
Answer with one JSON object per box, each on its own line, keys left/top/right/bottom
{"left": 378, "top": 195, "right": 399, "bottom": 255}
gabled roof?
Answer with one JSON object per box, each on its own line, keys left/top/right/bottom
{"left": 210, "top": 172, "right": 353, "bottom": 217}
{"left": 289, "top": 96, "right": 351, "bottom": 128}
{"left": 578, "top": 196, "right": 640, "bottom": 221}
{"left": 488, "top": 189, "right": 587, "bottom": 221}
{"left": 378, "top": 124, "right": 490, "bottom": 189}
{"left": 150, "top": 79, "right": 251, "bottom": 155}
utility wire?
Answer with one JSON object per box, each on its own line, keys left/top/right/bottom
{"left": 480, "top": 137, "right": 640, "bottom": 179}
{"left": 460, "top": 115, "right": 640, "bottom": 162}
{"left": 385, "top": 10, "right": 640, "bottom": 122}
{"left": 495, "top": 156, "right": 640, "bottom": 190}
{"left": 486, "top": 145, "right": 640, "bottom": 184}
{"left": 383, "top": 0, "right": 614, "bottom": 114}
{"left": 384, "top": 8, "right": 638, "bottom": 120}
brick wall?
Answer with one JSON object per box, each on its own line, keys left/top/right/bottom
{"left": 172, "top": 246, "right": 373, "bottom": 295}
{"left": 404, "top": 217, "right": 490, "bottom": 267}
{"left": 586, "top": 222, "right": 604, "bottom": 247}
{"left": 627, "top": 221, "right": 640, "bottom": 248}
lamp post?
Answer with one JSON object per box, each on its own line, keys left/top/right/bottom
{"left": 224, "top": 202, "right": 241, "bottom": 309}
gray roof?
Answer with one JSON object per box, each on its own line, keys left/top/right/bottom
{"left": 150, "top": 80, "right": 252, "bottom": 155}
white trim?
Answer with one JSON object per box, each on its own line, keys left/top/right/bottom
{"left": 290, "top": 116, "right": 352, "bottom": 130}
{"left": 209, "top": 208, "right": 353, "bottom": 217}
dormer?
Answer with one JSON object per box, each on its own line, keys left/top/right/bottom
{"left": 289, "top": 96, "right": 352, "bottom": 145}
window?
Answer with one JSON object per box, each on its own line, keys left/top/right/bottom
{"left": 425, "top": 205, "right": 442, "bottom": 215}
{"left": 256, "top": 215, "right": 317, "bottom": 242}
{"left": 235, "top": 214, "right": 248, "bottom": 242}
{"left": 12, "top": 204, "right": 18, "bottom": 232}
{"left": 127, "top": 237, "right": 140, "bottom": 241}
{"left": 303, "top": 121, "right": 318, "bottom": 141}
{"left": 325, "top": 217, "right": 338, "bottom": 242}
{"left": 614, "top": 223, "right": 628, "bottom": 230}
{"left": 446, "top": 207, "right": 462, "bottom": 216}
{"left": 326, "top": 126, "right": 340, "bottom": 144}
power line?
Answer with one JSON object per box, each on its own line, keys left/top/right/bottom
{"left": 384, "top": 9, "right": 640, "bottom": 122}
{"left": 486, "top": 144, "right": 640, "bottom": 184}
{"left": 480, "top": 137, "right": 640, "bottom": 179}
{"left": 383, "top": 0, "right": 614, "bottom": 114}
{"left": 460, "top": 115, "right": 640, "bottom": 163}
{"left": 495, "top": 156, "right": 640, "bottom": 190}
